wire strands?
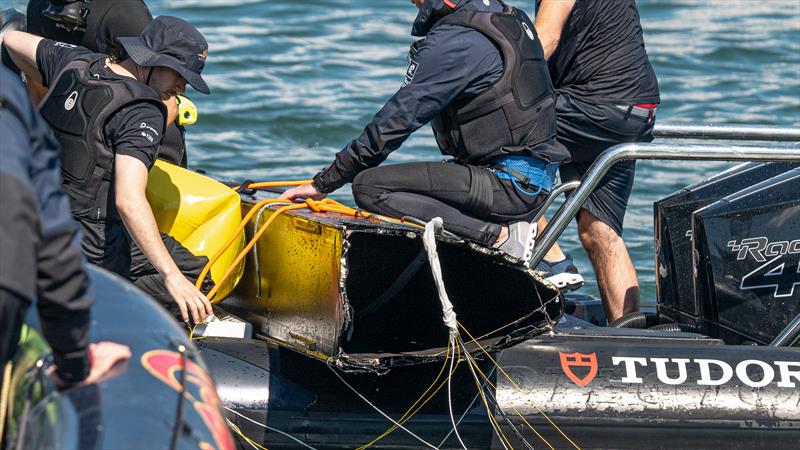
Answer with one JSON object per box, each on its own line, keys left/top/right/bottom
{"left": 446, "top": 336, "right": 469, "bottom": 450}
{"left": 227, "top": 419, "right": 270, "bottom": 450}
{"left": 224, "top": 406, "right": 317, "bottom": 450}
{"left": 325, "top": 358, "right": 440, "bottom": 449}
{"left": 458, "top": 323, "right": 581, "bottom": 450}
{"left": 356, "top": 339, "right": 455, "bottom": 449}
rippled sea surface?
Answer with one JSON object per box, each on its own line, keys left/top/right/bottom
{"left": 12, "top": 0, "right": 800, "bottom": 301}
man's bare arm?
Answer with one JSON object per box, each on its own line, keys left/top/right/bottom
{"left": 3, "top": 31, "right": 44, "bottom": 83}
{"left": 114, "top": 155, "right": 213, "bottom": 323}
{"left": 534, "top": 0, "right": 576, "bottom": 60}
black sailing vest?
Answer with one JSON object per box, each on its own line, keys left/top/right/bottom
{"left": 39, "top": 54, "right": 166, "bottom": 222}
{"left": 429, "top": 5, "right": 557, "bottom": 165}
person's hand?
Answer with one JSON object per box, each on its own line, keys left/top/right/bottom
{"left": 164, "top": 272, "right": 213, "bottom": 324}
{"left": 279, "top": 183, "right": 327, "bottom": 201}
{"left": 51, "top": 342, "right": 132, "bottom": 389}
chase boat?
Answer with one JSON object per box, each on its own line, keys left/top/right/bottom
{"left": 3, "top": 104, "right": 800, "bottom": 450}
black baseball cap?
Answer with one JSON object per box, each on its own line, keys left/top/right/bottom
{"left": 117, "top": 16, "right": 210, "bottom": 94}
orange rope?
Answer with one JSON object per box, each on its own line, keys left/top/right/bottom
{"left": 205, "top": 203, "right": 306, "bottom": 300}
{"left": 197, "top": 182, "right": 422, "bottom": 301}
{"left": 232, "top": 180, "right": 313, "bottom": 191}
{"left": 193, "top": 198, "right": 291, "bottom": 291}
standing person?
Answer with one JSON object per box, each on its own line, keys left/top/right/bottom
{"left": 25, "top": 0, "right": 189, "bottom": 166}
{"left": 1, "top": 65, "right": 130, "bottom": 391}
{"left": 534, "top": 0, "right": 660, "bottom": 321}
{"left": 282, "top": 0, "right": 569, "bottom": 262}
{"left": 2, "top": 16, "right": 214, "bottom": 324}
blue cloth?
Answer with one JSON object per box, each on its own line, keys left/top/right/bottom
{"left": 493, "top": 155, "right": 558, "bottom": 195}
{"left": 313, "top": 0, "right": 505, "bottom": 192}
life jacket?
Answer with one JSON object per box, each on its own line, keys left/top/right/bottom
{"left": 429, "top": 4, "right": 557, "bottom": 165}
{"left": 38, "top": 54, "right": 166, "bottom": 222}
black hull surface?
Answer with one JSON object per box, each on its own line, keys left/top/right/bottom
{"left": 199, "top": 316, "right": 800, "bottom": 450}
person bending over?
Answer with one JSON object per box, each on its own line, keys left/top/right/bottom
{"left": 282, "top": 0, "right": 569, "bottom": 262}
{"left": 3, "top": 17, "right": 214, "bottom": 324}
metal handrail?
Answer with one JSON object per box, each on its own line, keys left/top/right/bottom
{"left": 654, "top": 123, "right": 800, "bottom": 142}
{"left": 533, "top": 181, "right": 580, "bottom": 223}
{"left": 526, "top": 142, "right": 800, "bottom": 268}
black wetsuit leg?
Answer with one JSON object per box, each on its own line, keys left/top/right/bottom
{"left": 351, "top": 161, "right": 547, "bottom": 246}
{"left": 129, "top": 233, "right": 213, "bottom": 321}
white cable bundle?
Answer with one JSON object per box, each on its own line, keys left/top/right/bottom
{"left": 422, "top": 218, "right": 458, "bottom": 336}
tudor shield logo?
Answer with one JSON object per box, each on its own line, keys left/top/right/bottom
{"left": 560, "top": 352, "right": 598, "bottom": 387}
{"left": 64, "top": 91, "right": 78, "bottom": 111}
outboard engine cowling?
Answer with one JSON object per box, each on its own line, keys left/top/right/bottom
{"left": 692, "top": 167, "right": 800, "bottom": 344}
{"left": 654, "top": 162, "right": 798, "bottom": 324}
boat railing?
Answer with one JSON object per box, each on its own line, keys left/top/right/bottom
{"left": 653, "top": 123, "right": 800, "bottom": 141}
{"left": 527, "top": 133, "right": 800, "bottom": 271}
{"left": 525, "top": 123, "right": 800, "bottom": 346}
{"left": 535, "top": 124, "right": 800, "bottom": 226}
{"left": 529, "top": 123, "right": 800, "bottom": 269}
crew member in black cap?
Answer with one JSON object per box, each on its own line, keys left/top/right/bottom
{"left": 2, "top": 16, "right": 214, "bottom": 325}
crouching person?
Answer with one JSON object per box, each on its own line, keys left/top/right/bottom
{"left": 282, "top": 0, "right": 569, "bottom": 263}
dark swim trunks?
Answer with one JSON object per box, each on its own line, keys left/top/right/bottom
{"left": 554, "top": 92, "right": 656, "bottom": 236}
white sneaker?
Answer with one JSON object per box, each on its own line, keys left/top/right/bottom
{"left": 496, "top": 221, "right": 537, "bottom": 262}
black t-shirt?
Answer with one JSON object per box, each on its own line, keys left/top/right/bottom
{"left": 26, "top": 0, "right": 152, "bottom": 55}
{"left": 37, "top": 39, "right": 164, "bottom": 169}
{"left": 542, "top": 0, "right": 660, "bottom": 105}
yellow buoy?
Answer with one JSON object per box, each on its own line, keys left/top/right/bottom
{"left": 146, "top": 159, "right": 245, "bottom": 301}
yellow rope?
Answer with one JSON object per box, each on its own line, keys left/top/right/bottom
{"left": 0, "top": 361, "right": 12, "bottom": 444}
{"left": 356, "top": 340, "right": 453, "bottom": 449}
{"left": 236, "top": 180, "right": 313, "bottom": 190}
{"left": 227, "top": 419, "right": 270, "bottom": 450}
{"left": 195, "top": 183, "right": 424, "bottom": 301}
{"left": 461, "top": 341, "right": 552, "bottom": 450}
{"left": 458, "top": 322, "right": 581, "bottom": 450}
{"left": 461, "top": 345, "right": 514, "bottom": 449}
{"left": 203, "top": 203, "right": 307, "bottom": 300}
{"left": 194, "top": 198, "right": 291, "bottom": 291}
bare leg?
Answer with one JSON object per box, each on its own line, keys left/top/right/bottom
{"left": 577, "top": 209, "right": 639, "bottom": 322}
{"left": 536, "top": 216, "right": 567, "bottom": 261}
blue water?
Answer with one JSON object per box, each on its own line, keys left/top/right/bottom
{"left": 9, "top": 0, "right": 800, "bottom": 301}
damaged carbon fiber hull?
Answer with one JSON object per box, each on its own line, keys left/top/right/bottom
{"left": 218, "top": 191, "right": 563, "bottom": 372}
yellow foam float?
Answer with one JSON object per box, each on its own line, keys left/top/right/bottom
{"left": 146, "top": 160, "right": 245, "bottom": 301}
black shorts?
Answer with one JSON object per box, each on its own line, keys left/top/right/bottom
{"left": 555, "top": 91, "right": 656, "bottom": 235}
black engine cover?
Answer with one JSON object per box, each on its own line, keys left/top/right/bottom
{"left": 654, "top": 162, "right": 797, "bottom": 322}
{"left": 693, "top": 167, "right": 800, "bottom": 344}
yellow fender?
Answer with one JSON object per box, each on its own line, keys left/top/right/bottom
{"left": 146, "top": 160, "right": 245, "bottom": 301}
